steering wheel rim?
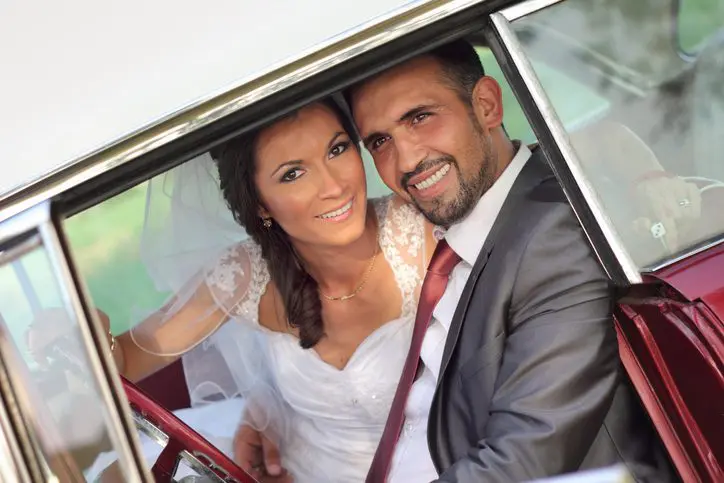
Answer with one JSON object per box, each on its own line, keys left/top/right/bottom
{"left": 121, "top": 376, "right": 255, "bottom": 483}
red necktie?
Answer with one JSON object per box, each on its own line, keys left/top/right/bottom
{"left": 366, "top": 239, "right": 461, "bottom": 483}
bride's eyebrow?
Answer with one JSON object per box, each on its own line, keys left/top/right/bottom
{"left": 269, "top": 131, "right": 347, "bottom": 177}
{"left": 271, "top": 160, "right": 302, "bottom": 178}
{"left": 326, "top": 131, "right": 346, "bottom": 149}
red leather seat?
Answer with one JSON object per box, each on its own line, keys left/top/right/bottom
{"left": 136, "top": 359, "right": 191, "bottom": 411}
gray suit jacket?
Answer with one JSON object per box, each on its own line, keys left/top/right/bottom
{"left": 427, "top": 148, "right": 674, "bottom": 482}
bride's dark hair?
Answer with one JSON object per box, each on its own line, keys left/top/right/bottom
{"left": 212, "top": 99, "right": 360, "bottom": 349}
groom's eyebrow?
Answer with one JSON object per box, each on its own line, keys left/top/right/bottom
{"left": 398, "top": 104, "right": 441, "bottom": 122}
{"left": 362, "top": 104, "right": 443, "bottom": 147}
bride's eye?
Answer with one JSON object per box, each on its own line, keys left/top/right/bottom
{"left": 328, "top": 140, "right": 350, "bottom": 159}
{"left": 280, "top": 168, "right": 304, "bottom": 183}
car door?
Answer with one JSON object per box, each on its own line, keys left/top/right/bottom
{"left": 483, "top": 0, "right": 724, "bottom": 481}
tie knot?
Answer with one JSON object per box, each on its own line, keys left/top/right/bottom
{"left": 428, "top": 239, "right": 461, "bottom": 277}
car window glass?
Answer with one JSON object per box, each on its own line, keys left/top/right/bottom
{"left": 677, "top": 0, "right": 724, "bottom": 54}
{"left": 0, "top": 238, "right": 127, "bottom": 480}
{"left": 510, "top": 0, "right": 724, "bottom": 269}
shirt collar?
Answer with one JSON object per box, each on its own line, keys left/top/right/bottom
{"left": 444, "top": 143, "right": 532, "bottom": 265}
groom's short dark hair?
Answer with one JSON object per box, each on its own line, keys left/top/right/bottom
{"left": 428, "top": 39, "right": 485, "bottom": 102}
{"left": 345, "top": 39, "right": 485, "bottom": 111}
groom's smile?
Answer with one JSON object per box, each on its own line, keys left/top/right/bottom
{"left": 350, "top": 55, "right": 499, "bottom": 227}
{"left": 403, "top": 158, "right": 456, "bottom": 202}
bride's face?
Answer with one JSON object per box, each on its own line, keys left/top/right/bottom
{"left": 254, "top": 103, "right": 368, "bottom": 248}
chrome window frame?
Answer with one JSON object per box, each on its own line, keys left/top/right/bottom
{"left": 484, "top": 8, "right": 640, "bottom": 285}
{"left": 0, "top": 203, "right": 150, "bottom": 482}
{"left": 500, "top": 0, "right": 564, "bottom": 21}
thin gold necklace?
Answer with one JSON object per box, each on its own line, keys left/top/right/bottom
{"left": 320, "top": 243, "right": 379, "bottom": 302}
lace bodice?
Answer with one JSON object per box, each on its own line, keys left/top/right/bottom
{"left": 184, "top": 195, "right": 428, "bottom": 482}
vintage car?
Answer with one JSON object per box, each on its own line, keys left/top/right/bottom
{"left": 0, "top": 0, "right": 722, "bottom": 481}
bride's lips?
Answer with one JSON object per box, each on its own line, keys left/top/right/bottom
{"left": 317, "top": 198, "right": 354, "bottom": 222}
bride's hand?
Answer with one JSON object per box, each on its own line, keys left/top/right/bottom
{"left": 26, "top": 307, "right": 112, "bottom": 366}
{"left": 233, "top": 424, "right": 292, "bottom": 482}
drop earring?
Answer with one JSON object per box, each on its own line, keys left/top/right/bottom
{"left": 262, "top": 218, "right": 272, "bottom": 229}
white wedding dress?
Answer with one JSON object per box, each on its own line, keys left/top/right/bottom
{"left": 177, "top": 195, "right": 428, "bottom": 482}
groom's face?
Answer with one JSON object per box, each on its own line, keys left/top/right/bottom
{"left": 351, "top": 56, "right": 503, "bottom": 227}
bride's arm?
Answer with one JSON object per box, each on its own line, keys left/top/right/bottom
{"left": 112, "top": 282, "right": 228, "bottom": 382}
{"left": 28, "top": 280, "right": 228, "bottom": 384}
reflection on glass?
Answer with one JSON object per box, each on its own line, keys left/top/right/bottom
{"left": 512, "top": 0, "right": 724, "bottom": 268}
{"left": 678, "top": 0, "right": 724, "bottom": 54}
{"left": 0, "top": 244, "right": 123, "bottom": 481}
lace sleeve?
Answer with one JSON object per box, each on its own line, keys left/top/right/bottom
{"left": 128, "top": 239, "right": 269, "bottom": 357}
{"left": 204, "top": 239, "right": 270, "bottom": 324}
{"left": 374, "top": 195, "right": 429, "bottom": 319}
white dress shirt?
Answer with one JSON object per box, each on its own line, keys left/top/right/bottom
{"left": 388, "top": 143, "right": 532, "bottom": 482}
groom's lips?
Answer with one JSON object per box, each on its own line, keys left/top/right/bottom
{"left": 405, "top": 164, "right": 446, "bottom": 188}
{"left": 405, "top": 163, "right": 453, "bottom": 201}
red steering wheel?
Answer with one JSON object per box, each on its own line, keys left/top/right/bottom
{"left": 121, "top": 377, "right": 256, "bottom": 483}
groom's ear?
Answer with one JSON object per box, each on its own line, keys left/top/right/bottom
{"left": 471, "top": 76, "right": 504, "bottom": 131}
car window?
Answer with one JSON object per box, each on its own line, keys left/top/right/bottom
{"left": 677, "top": 0, "right": 724, "bottom": 54}
{"left": 66, "top": 185, "right": 171, "bottom": 334}
{"left": 0, "top": 234, "right": 132, "bottom": 480}
{"left": 509, "top": 0, "right": 724, "bottom": 269}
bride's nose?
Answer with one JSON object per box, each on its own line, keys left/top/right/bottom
{"left": 317, "top": 164, "right": 345, "bottom": 199}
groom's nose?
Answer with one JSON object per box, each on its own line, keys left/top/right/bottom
{"left": 395, "top": 132, "right": 428, "bottom": 178}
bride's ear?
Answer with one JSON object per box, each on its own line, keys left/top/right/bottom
{"left": 258, "top": 206, "right": 271, "bottom": 220}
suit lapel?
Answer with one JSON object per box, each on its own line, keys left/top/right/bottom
{"left": 436, "top": 148, "right": 555, "bottom": 384}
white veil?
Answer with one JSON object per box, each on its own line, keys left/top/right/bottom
{"left": 138, "top": 152, "right": 246, "bottom": 295}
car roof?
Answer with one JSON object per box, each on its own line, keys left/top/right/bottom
{"left": 0, "top": 0, "right": 447, "bottom": 202}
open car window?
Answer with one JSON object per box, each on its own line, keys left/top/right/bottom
{"left": 499, "top": 0, "right": 724, "bottom": 271}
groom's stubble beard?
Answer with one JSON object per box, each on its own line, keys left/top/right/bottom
{"left": 404, "top": 118, "right": 497, "bottom": 228}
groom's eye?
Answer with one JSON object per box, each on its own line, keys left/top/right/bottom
{"left": 369, "top": 136, "right": 389, "bottom": 151}
{"left": 412, "top": 112, "right": 431, "bottom": 124}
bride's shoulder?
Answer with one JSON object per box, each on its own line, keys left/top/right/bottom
{"left": 370, "top": 194, "right": 426, "bottom": 227}
{"left": 216, "top": 238, "right": 265, "bottom": 266}
{"left": 206, "top": 238, "right": 269, "bottom": 299}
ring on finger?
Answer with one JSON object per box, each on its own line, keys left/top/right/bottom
{"left": 678, "top": 198, "right": 691, "bottom": 207}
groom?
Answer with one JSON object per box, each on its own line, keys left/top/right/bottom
{"left": 345, "top": 40, "right": 672, "bottom": 482}
{"left": 235, "top": 40, "right": 672, "bottom": 482}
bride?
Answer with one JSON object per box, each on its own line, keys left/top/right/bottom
{"left": 89, "top": 97, "right": 435, "bottom": 482}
